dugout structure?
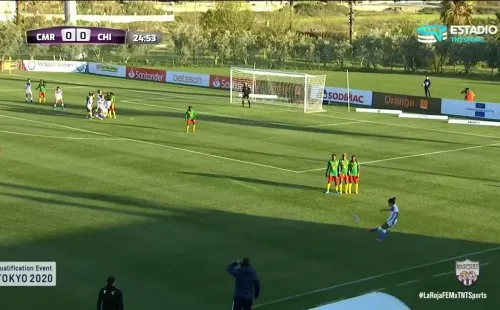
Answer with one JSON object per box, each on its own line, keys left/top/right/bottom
{"left": 230, "top": 67, "right": 326, "bottom": 113}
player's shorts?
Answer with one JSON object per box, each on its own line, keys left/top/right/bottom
{"left": 328, "top": 175, "right": 339, "bottom": 183}
{"left": 25, "top": 90, "right": 32, "bottom": 95}
{"left": 382, "top": 220, "right": 397, "bottom": 230}
{"left": 349, "top": 176, "right": 359, "bottom": 183}
{"left": 187, "top": 119, "right": 196, "bottom": 125}
{"left": 55, "top": 96, "right": 62, "bottom": 102}
{"left": 39, "top": 92, "right": 46, "bottom": 98}
{"left": 339, "top": 173, "right": 349, "bottom": 181}
{"left": 242, "top": 94, "right": 250, "bottom": 99}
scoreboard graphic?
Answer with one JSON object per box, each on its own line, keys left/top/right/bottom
{"left": 26, "top": 27, "right": 162, "bottom": 45}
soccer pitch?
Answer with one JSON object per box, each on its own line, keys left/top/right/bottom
{"left": 0, "top": 71, "right": 499, "bottom": 310}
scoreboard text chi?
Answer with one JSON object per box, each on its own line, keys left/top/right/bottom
{"left": 26, "top": 27, "right": 126, "bottom": 44}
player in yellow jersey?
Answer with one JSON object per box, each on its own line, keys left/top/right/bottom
{"left": 185, "top": 106, "right": 196, "bottom": 133}
{"left": 338, "top": 153, "right": 350, "bottom": 194}
{"left": 348, "top": 155, "right": 360, "bottom": 194}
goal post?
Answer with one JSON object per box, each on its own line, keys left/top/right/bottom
{"left": 230, "top": 67, "right": 327, "bottom": 113}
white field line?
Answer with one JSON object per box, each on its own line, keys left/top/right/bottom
{"left": 0, "top": 129, "right": 123, "bottom": 140}
{"left": 395, "top": 279, "right": 420, "bottom": 287}
{"left": 252, "top": 245, "right": 500, "bottom": 308}
{"left": 0, "top": 114, "right": 298, "bottom": 173}
{"left": 306, "top": 121, "right": 362, "bottom": 128}
{"left": 0, "top": 86, "right": 85, "bottom": 93}
{"left": 297, "top": 142, "right": 500, "bottom": 173}
{"left": 7, "top": 73, "right": 499, "bottom": 140}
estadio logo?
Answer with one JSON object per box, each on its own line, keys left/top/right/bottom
{"left": 209, "top": 75, "right": 245, "bottom": 90}
{"left": 126, "top": 67, "right": 165, "bottom": 82}
{"left": 166, "top": 71, "right": 210, "bottom": 87}
{"left": 323, "top": 87, "right": 373, "bottom": 106}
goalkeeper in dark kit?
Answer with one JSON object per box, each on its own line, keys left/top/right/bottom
{"left": 242, "top": 83, "right": 251, "bottom": 108}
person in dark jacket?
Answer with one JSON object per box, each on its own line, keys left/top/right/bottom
{"left": 242, "top": 84, "right": 251, "bottom": 108}
{"left": 422, "top": 76, "right": 431, "bottom": 98}
{"left": 227, "top": 258, "right": 260, "bottom": 310}
{"left": 97, "top": 276, "right": 124, "bottom": 310}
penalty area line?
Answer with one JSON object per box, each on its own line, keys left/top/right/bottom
{"left": 297, "top": 142, "right": 500, "bottom": 173}
{"left": 252, "top": 245, "right": 500, "bottom": 308}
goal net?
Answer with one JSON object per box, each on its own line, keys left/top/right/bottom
{"left": 230, "top": 67, "right": 326, "bottom": 113}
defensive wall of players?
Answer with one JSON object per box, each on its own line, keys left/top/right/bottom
{"left": 18, "top": 59, "right": 500, "bottom": 124}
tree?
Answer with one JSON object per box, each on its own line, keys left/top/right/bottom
{"left": 292, "top": 35, "right": 315, "bottom": 68}
{"left": 457, "top": 43, "right": 483, "bottom": 74}
{"left": 440, "top": 1, "right": 474, "bottom": 27}
{"left": 231, "top": 30, "right": 259, "bottom": 66}
{"left": 484, "top": 40, "right": 500, "bottom": 75}
{"left": 494, "top": 12, "right": 500, "bottom": 41}
{"left": 0, "top": 22, "right": 22, "bottom": 60}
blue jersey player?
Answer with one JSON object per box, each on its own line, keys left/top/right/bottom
{"left": 367, "top": 197, "right": 399, "bottom": 241}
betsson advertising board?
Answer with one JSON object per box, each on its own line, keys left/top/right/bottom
{"left": 441, "top": 99, "right": 500, "bottom": 121}
{"left": 88, "top": 62, "right": 126, "bottom": 78}
{"left": 323, "top": 87, "right": 373, "bottom": 106}
{"left": 166, "top": 71, "right": 210, "bottom": 87}
{"left": 23, "top": 60, "right": 87, "bottom": 73}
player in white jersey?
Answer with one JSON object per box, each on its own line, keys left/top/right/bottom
{"left": 54, "top": 86, "right": 64, "bottom": 110}
{"left": 367, "top": 197, "right": 399, "bottom": 241}
{"left": 25, "top": 79, "right": 33, "bottom": 103}
{"left": 86, "top": 92, "right": 94, "bottom": 119}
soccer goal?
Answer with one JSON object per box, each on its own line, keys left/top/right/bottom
{"left": 230, "top": 67, "right": 327, "bottom": 113}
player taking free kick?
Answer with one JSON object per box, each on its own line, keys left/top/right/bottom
{"left": 185, "top": 106, "right": 196, "bottom": 133}
{"left": 368, "top": 197, "right": 399, "bottom": 241}
{"left": 348, "top": 155, "right": 360, "bottom": 194}
{"left": 338, "top": 153, "right": 350, "bottom": 194}
{"left": 324, "top": 153, "right": 340, "bottom": 194}
{"left": 36, "top": 79, "right": 46, "bottom": 104}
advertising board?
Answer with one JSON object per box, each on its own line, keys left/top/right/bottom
{"left": 126, "top": 67, "right": 166, "bottom": 82}
{"left": 22, "top": 60, "right": 87, "bottom": 73}
{"left": 88, "top": 62, "right": 126, "bottom": 78}
{"left": 323, "top": 87, "right": 373, "bottom": 106}
{"left": 166, "top": 71, "right": 210, "bottom": 87}
{"left": 441, "top": 99, "right": 500, "bottom": 120}
{"left": 372, "top": 92, "right": 441, "bottom": 114}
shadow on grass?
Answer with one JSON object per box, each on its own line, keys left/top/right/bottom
{"left": 0, "top": 182, "right": 498, "bottom": 310}
{"left": 179, "top": 172, "right": 319, "bottom": 191}
{"left": 369, "top": 165, "right": 500, "bottom": 184}
{"left": 113, "top": 107, "right": 469, "bottom": 146}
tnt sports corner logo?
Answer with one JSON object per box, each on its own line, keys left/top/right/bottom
{"left": 417, "top": 24, "right": 498, "bottom": 44}
{"left": 456, "top": 259, "right": 479, "bottom": 287}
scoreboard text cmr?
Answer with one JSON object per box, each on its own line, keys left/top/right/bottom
{"left": 26, "top": 27, "right": 162, "bottom": 45}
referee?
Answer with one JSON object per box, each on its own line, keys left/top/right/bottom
{"left": 226, "top": 258, "right": 260, "bottom": 310}
{"left": 422, "top": 76, "right": 431, "bottom": 98}
{"left": 97, "top": 276, "right": 124, "bottom": 310}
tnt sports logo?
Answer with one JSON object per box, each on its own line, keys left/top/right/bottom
{"left": 417, "top": 24, "right": 498, "bottom": 44}
{"left": 456, "top": 259, "right": 479, "bottom": 287}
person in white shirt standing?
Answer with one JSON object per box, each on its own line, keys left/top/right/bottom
{"left": 54, "top": 86, "right": 64, "bottom": 110}
{"left": 367, "top": 197, "right": 399, "bottom": 241}
{"left": 25, "top": 79, "right": 33, "bottom": 103}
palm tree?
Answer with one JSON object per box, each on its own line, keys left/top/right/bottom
{"left": 495, "top": 12, "right": 500, "bottom": 41}
{"left": 440, "top": 1, "right": 474, "bottom": 27}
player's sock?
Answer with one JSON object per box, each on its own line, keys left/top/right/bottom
{"left": 347, "top": 183, "right": 352, "bottom": 194}
{"left": 377, "top": 230, "right": 387, "bottom": 241}
{"left": 43, "top": 98, "right": 46, "bottom": 104}
{"left": 192, "top": 124, "right": 196, "bottom": 133}
{"left": 30, "top": 97, "right": 33, "bottom": 102}
{"left": 345, "top": 184, "right": 350, "bottom": 194}
{"left": 326, "top": 183, "right": 331, "bottom": 192}
{"left": 338, "top": 183, "right": 342, "bottom": 194}
{"left": 335, "top": 184, "right": 339, "bottom": 192}
{"left": 186, "top": 125, "right": 189, "bottom": 133}
{"left": 370, "top": 226, "right": 382, "bottom": 232}
{"left": 38, "top": 98, "right": 41, "bottom": 104}
{"left": 25, "top": 98, "right": 28, "bottom": 103}
{"left": 61, "top": 103, "right": 64, "bottom": 110}
{"left": 355, "top": 183, "right": 359, "bottom": 194}
{"left": 53, "top": 104, "right": 56, "bottom": 110}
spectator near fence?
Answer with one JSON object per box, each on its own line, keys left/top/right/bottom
{"left": 462, "top": 88, "right": 475, "bottom": 101}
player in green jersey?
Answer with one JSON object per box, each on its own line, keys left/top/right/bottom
{"left": 108, "top": 92, "right": 116, "bottom": 119}
{"left": 338, "top": 153, "right": 350, "bottom": 194}
{"left": 348, "top": 155, "right": 360, "bottom": 194}
{"left": 185, "top": 106, "right": 196, "bottom": 133}
{"left": 325, "top": 153, "right": 340, "bottom": 194}
{"left": 36, "top": 80, "right": 47, "bottom": 104}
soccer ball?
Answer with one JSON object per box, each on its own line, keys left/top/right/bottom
{"left": 352, "top": 213, "right": 360, "bottom": 224}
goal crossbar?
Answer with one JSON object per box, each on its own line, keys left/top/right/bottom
{"left": 231, "top": 66, "right": 313, "bottom": 78}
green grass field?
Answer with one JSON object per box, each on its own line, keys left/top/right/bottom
{"left": 0, "top": 70, "right": 499, "bottom": 310}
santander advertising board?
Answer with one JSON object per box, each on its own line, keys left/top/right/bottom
{"left": 126, "top": 67, "right": 166, "bottom": 82}
{"left": 210, "top": 75, "right": 245, "bottom": 91}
